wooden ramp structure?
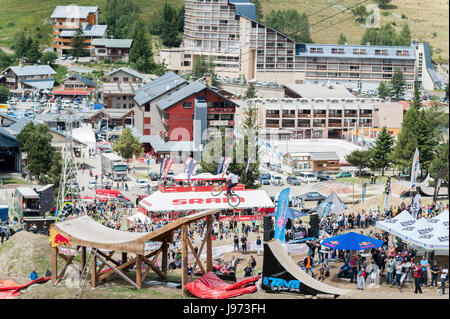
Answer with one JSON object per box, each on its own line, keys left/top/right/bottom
{"left": 50, "top": 210, "right": 217, "bottom": 294}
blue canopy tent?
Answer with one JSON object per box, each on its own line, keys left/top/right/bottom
{"left": 321, "top": 232, "right": 383, "bottom": 250}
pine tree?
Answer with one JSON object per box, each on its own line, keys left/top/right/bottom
{"left": 251, "top": 0, "right": 264, "bottom": 22}
{"left": 429, "top": 141, "right": 449, "bottom": 193}
{"left": 378, "top": 23, "right": 396, "bottom": 46}
{"left": 112, "top": 127, "right": 143, "bottom": 160}
{"left": 360, "top": 28, "right": 378, "bottom": 45}
{"left": 14, "top": 32, "right": 27, "bottom": 58}
{"left": 410, "top": 80, "right": 422, "bottom": 109}
{"left": 130, "top": 21, "right": 156, "bottom": 73}
{"left": 390, "top": 69, "right": 406, "bottom": 100}
{"left": 377, "top": 82, "right": 392, "bottom": 98}
{"left": 352, "top": 5, "right": 369, "bottom": 24}
{"left": 338, "top": 33, "right": 347, "bottom": 44}
{"left": 70, "top": 27, "right": 88, "bottom": 57}
{"left": 392, "top": 106, "right": 420, "bottom": 170}
{"left": 370, "top": 126, "right": 394, "bottom": 176}
{"left": 244, "top": 83, "right": 257, "bottom": 100}
{"left": 345, "top": 149, "right": 371, "bottom": 177}
{"left": 25, "top": 39, "right": 41, "bottom": 63}
{"left": 177, "top": 6, "right": 185, "bottom": 33}
{"left": 397, "top": 24, "right": 411, "bottom": 46}
{"left": 0, "top": 85, "right": 10, "bottom": 103}
{"left": 375, "top": 0, "right": 392, "bottom": 9}
{"left": 192, "top": 55, "right": 209, "bottom": 80}
{"left": 415, "top": 110, "right": 439, "bottom": 176}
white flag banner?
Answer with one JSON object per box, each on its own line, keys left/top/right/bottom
{"left": 411, "top": 193, "right": 421, "bottom": 219}
{"left": 411, "top": 148, "right": 420, "bottom": 192}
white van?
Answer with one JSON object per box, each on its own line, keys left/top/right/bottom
{"left": 297, "top": 172, "right": 317, "bottom": 184}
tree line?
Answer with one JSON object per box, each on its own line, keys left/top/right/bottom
{"left": 345, "top": 83, "right": 448, "bottom": 187}
{"left": 149, "top": 2, "right": 184, "bottom": 48}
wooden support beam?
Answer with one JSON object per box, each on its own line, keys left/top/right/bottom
{"left": 55, "top": 255, "right": 76, "bottom": 285}
{"left": 182, "top": 224, "right": 188, "bottom": 295}
{"left": 94, "top": 250, "right": 140, "bottom": 290}
{"left": 81, "top": 246, "right": 86, "bottom": 271}
{"left": 186, "top": 236, "right": 206, "bottom": 274}
{"left": 136, "top": 255, "right": 142, "bottom": 288}
{"left": 142, "top": 256, "right": 168, "bottom": 280}
{"left": 206, "top": 215, "right": 213, "bottom": 272}
{"left": 96, "top": 251, "right": 115, "bottom": 276}
{"left": 91, "top": 251, "right": 97, "bottom": 288}
{"left": 162, "top": 239, "right": 168, "bottom": 275}
{"left": 51, "top": 247, "right": 58, "bottom": 285}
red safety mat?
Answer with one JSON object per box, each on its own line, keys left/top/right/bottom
{"left": 185, "top": 272, "right": 259, "bottom": 299}
{"left": 0, "top": 277, "right": 51, "bottom": 299}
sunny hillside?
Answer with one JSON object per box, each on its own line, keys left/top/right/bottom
{"left": 0, "top": 0, "right": 447, "bottom": 62}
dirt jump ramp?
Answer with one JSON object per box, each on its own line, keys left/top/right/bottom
{"left": 262, "top": 239, "right": 349, "bottom": 296}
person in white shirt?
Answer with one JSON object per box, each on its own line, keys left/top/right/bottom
{"left": 441, "top": 265, "right": 448, "bottom": 295}
{"left": 225, "top": 170, "right": 240, "bottom": 197}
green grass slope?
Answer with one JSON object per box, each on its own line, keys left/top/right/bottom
{"left": 0, "top": 0, "right": 447, "bottom": 63}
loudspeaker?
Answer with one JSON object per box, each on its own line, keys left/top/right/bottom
{"left": 263, "top": 216, "right": 274, "bottom": 241}
{"left": 309, "top": 213, "right": 319, "bottom": 238}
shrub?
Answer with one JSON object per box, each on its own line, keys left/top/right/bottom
{"left": 401, "top": 13, "right": 407, "bottom": 19}
{"left": 381, "top": 11, "right": 390, "bottom": 16}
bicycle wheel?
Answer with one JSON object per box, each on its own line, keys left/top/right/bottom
{"left": 227, "top": 193, "right": 241, "bottom": 207}
{"left": 211, "top": 184, "right": 223, "bottom": 196}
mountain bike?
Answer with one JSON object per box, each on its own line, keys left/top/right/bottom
{"left": 211, "top": 182, "right": 241, "bottom": 207}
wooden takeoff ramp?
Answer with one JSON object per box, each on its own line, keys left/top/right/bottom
{"left": 50, "top": 210, "right": 218, "bottom": 294}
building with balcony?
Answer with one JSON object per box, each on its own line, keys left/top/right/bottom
{"left": 245, "top": 96, "right": 404, "bottom": 140}
{"left": 133, "top": 72, "right": 238, "bottom": 162}
{"left": 283, "top": 151, "right": 340, "bottom": 172}
{"left": 91, "top": 39, "right": 133, "bottom": 62}
{"left": 52, "top": 73, "right": 98, "bottom": 99}
{"left": 0, "top": 65, "right": 56, "bottom": 95}
{"left": 158, "top": 0, "right": 441, "bottom": 91}
{"left": 51, "top": 5, "right": 107, "bottom": 56}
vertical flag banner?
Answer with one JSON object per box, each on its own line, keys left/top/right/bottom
{"left": 216, "top": 156, "right": 225, "bottom": 175}
{"left": 274, "top": 188, "right": 291, "bottom": 243}
{"left": 159, "top": 157, "right": 168, "bottom": 179}
{"left": 381, "top": 176, "right": 391, "bottom": 214}
{"left": 221, "top": 156, "right": 232, "bottom": 174}
{"left": 187, "top": 158, "right": 198, "bottom": 184}
{"left": 411, "top": 148, "right": 420, "bottom": 192}
{"left": 411, "top": 193, "right": 421, "bottom": 219}
{"left": 245, "top": 156, "right": 252, "bottom": 175}
{"left": 163, "top": 158, "right": 173, "bottom": 182}
{"left": 362, "top": 182, "right": 367, "bottom": 202}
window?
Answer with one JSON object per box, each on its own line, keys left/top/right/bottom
{"left": 331, "top": 48, "right": 345, "bottom": 54}
{"left": 145, "top": 104, "right": 150, "bottom": 112}
{"left": 113, "top": 77, "right": 119, "bottom": 81}
{"left": 310, "top": 47, "right": 324, "bottom": 54}
{"left": 123, "top": 77, "right": 128, "bottom": 82}
{"left": 396, "top": 50, "right": 409, "bottom": 56}
{"left": 353, "top": 48, "right": 367, "bottom": 55}
{"left": 144, "top": 129, "right": 150, "bottom": 135}
{"left": 183, "top": 102, "right": 192, "bottom": 109}
{"left": 375, "top": 49, "right": 388, "bottom": 55}
{"left": 123, "top": 96, "right": 127, "bottom": 100}
{"left": 144, "top": 117, "right": 151, "bottom": 124}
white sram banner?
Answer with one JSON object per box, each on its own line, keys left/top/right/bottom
{"left": 139, "top": 190, "right": 275, "bottom": 212}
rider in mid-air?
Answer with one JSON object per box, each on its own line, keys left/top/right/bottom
{"left": 225, "top": 170, "right": 240, "bottom": 197}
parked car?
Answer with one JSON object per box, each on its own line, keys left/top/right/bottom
{"left": 136, "top": 179, "right": 149, "bottom": 188}
{"left": 355, "top": 171, "right": 372, "bottom": 177}
{"left": 286, "top": 176, "right": 301, "bottom": 186}
{"left": 88, "top": 181, "right": 97, "bottom": 190}
{"left": 61, "top": 55, "right": 67, "bottom": 60}
{"left": 271, "top": 175, "right": 284, "bottom": 186}
{"left": 259, "top": 178, "right": 271, "bottom": 185}
{"left": 102, "top": 181, "right": 112, "bottom": 189}
{"left": 336, "top": 171, "right": 352, "bottom": 178}
{"left": 317, "top": 173, "right": 334, "bottom": 181}
{"left": 149, "top": 172, "right": 160, "bottom": 181}
{"left": 260, "top": 173, "right": 271, "bottom": 180}
{"left": 297, "top": 172, "right": 317, "bottom": 183}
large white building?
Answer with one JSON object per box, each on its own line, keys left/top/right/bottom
{"left": 159, "top": 0, "right": 443, "bottom": 91}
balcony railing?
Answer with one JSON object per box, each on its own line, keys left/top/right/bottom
{"left": 313, "top": 123, "right": 327, "bottom": 127}
{"left": 328, "top": 122, "right": 343, "bottom": 127}
{"left": 282, "top": 114, "right": 295, "bottom": 118}
{"left": 208, "top": 107, "right": 235, "bottom": 113}
{"left": 313, "top": 113, "right": 327, "bottom": 118}
{"left": 328, "top": 113, "right": 342, "bottom": 118}
{"left": 266, "top": 123, "right": 279, "bottom": 128}
{"left": 343, "top": 113, "right": 357, "bottom": 118}
{"left": 297, "top": 114, "right": 311, "bottom": 118}
{"left": 266, "top": 113, "right": 280, "bottom": 118}
{"left": 297, "top": 123, "right": 311, "bottom": 128}
{"left": 282, "top": 123, "right": 295, "bottom": 128}
{"left": 359, "top": 113, "right": 372, "bottom": 117}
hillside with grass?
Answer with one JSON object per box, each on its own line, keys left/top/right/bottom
{"left": 0, "top": 0, "right": 447, "bottom": 63}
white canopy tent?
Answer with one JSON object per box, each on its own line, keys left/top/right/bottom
{"left": 172, "top": 172, "right": 225, "bottom": 182}
{"left": 376, "top": 210, "right": 449, "bottom": 252}
{"left": 139, "top": 190, "right": 275, "bottom": 212}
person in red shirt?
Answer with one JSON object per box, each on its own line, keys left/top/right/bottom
{"left": 413, "top": 263, "right": 423, "bottom": 294}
